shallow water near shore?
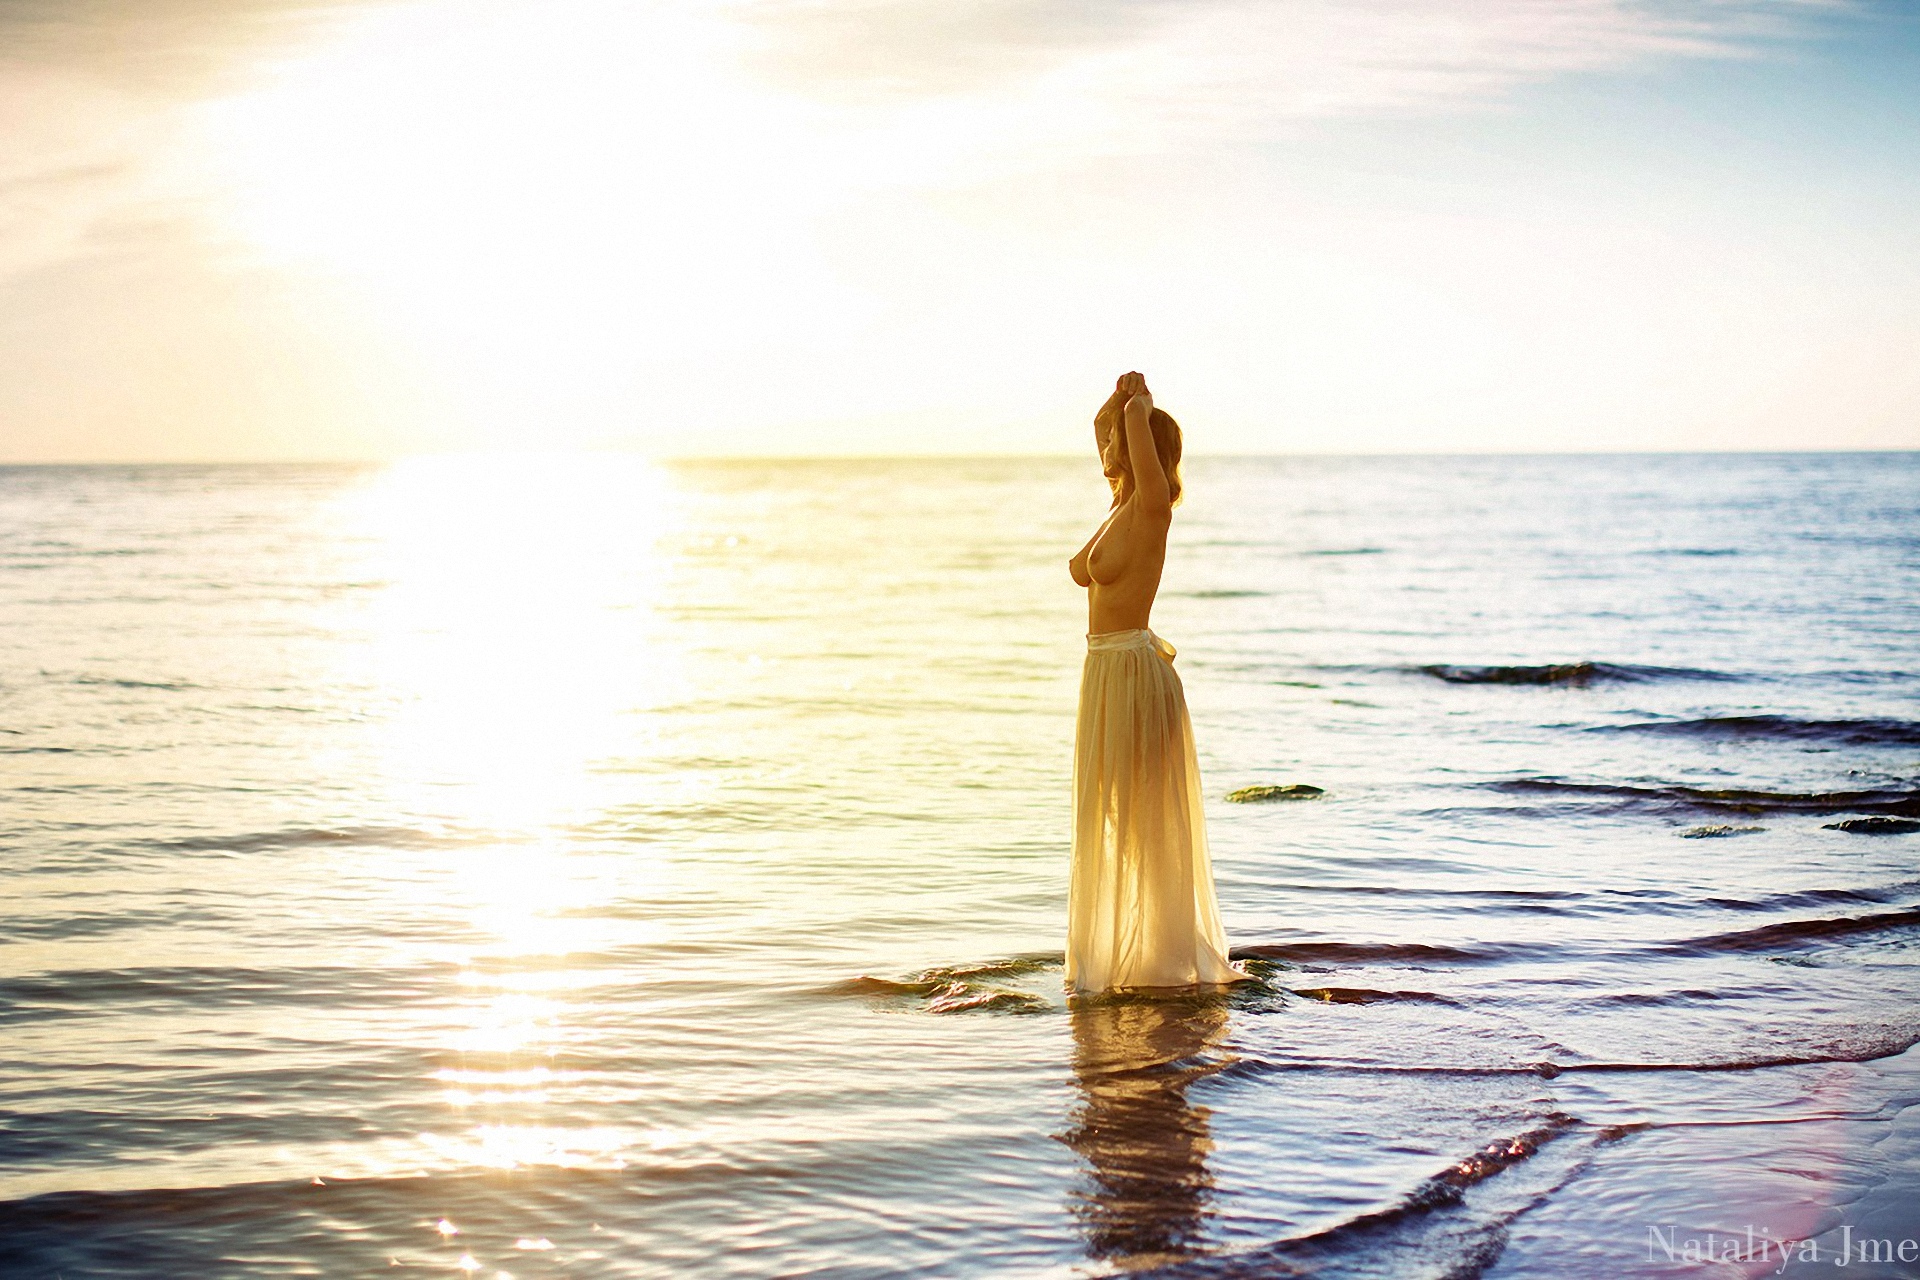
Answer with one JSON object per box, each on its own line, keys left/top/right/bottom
{"left": 2, "top": 452, "right": 1917, "bottom": 1278}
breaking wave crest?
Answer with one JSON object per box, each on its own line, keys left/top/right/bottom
{"left": 1482, "top": 779, "right": 1920, "bottom": 818}
{"left": 1668, "top": 905, "right": 1920, "bottom": 954}
{"left": 1595, "top": 715, "right": 1920, "bottom": 747}
{"left": 1416, "top": 661, "right": 1736, "bottom": 686}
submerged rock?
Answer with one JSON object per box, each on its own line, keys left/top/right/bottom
{"left": 1227, "top": 784, "right": 1324, "bottom": 803}
{"left": 1679, "top": 824, "right": 1766, "bottom": 838}
{"left": 1824, "top": 816, "right": 1920, "bottom": 835}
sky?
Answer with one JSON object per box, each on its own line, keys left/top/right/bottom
{"left": 0, "top": 0, "right": 1916, "bottom": 461}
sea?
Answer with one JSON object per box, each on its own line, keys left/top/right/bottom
{"left": 2, "top": 452, "right": 1917, "bottom": 1279}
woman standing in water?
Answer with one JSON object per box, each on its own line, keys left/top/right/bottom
{"left": 1066, "top": 372, "right": 1242, "bottom": 992}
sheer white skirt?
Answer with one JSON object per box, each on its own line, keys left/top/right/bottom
{"left": 1067, "top": 628, "right": 1241, "bottom": 992}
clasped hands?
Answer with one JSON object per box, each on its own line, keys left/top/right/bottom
{"left": 1096, "top": 371, "right": 1152, "bottom": 436}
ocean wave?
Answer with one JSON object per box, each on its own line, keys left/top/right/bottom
{"left": 1596, "top": 715, "right": 1920, "bottom": 747}
{"left": 0, "top": 912, "right": 149, "bottom": 944}
{"left": 1285, "top": 987, "right": 1461, "bottom": 1006}
{"left": 1416, "top": 661, "right": 1736, "bottom": 686}
{"left": 1667, "top": 905, "right": 1920, "bottom": 954}
{"left": 1484, "top": 778, "right": 1920, "bottom": 818}
{"left": 837, "top": 955, "right": 1484, "bottom": 1011}
{"left": 1173, "top": 589, "right": 1269, "bottom": 599}
{"left": 1232, "top": 940, "right": 1512, "bottom": 965}
{"left": 1543, "top": 1029, "right": 1920, "bottom": 1074}
{"left": 841, "top": 897, "right": 1920, "bottom": 1013}
{"left": 1643, "top": 547, "right": 1739, "bottom": 557}
{"left": 1220, "top": 1026, "right": 1920, "bottom": 1080}
{"left": 1138, "top": 1113, "right": 1589, "bottom": 1278}
{"left": 144, "top": 825, "right": 474, "bottom": 855}
{"left": 1590, "top": 988, "right": 1730, "bottom": 1007}
{"left": 1702, "top": 884, "right": 1913, "bottom": 912}
{"left": 69, "top": 675, "right": 200, "bottom": 691}
{"left": 829, "top": 954, "right": 1057, "bottom": 1014}
{"left": 0, "top": 964, "right": 426, "bottom": 1020}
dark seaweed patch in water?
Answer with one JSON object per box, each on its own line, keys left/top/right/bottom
{"left": 1826, "top": 817, "right": 1920, "bottom": 834}
{"left": 1417, "top": 661, "right": 1734, "bottom": 686}
{"left": 1597, "top": 715, "right": 1920, "bottom": 747}
{"left": 1680, "top": 824, "right": 1765, "bottom": 838}
{"left": 1487, "top": 778, "right": 1920, "bottom": 818}
{"left": 1225, "top": 784, "right": 1323, "bottom": 803}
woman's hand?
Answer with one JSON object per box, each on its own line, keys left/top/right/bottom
{"left": 1097, "top": 372, "right": 1151, "bottom": 450}
{"left": 1096, "top": 373, "right": 1142, "bottom": 447}
{"left": 1105, "top": 371, "right": 1149, "bottom": 409}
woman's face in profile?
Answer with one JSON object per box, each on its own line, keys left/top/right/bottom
{"left": 1098, "top": 422, "right": 1123, "bottom": 477}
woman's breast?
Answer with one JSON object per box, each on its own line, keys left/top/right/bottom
{"left": 1087, "top": 534, "right": 1123, "bottom": 585}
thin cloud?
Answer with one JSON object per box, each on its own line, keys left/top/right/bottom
{"left": 0, "top": 0, "right": 379, "bottom": 281}
{"left": 0, "top": 0, "right": 365, "bottom": 87}
{"left": 737, "top": 0, "right": 1846, "bottom": 123}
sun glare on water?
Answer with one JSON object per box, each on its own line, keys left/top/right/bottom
{"left": 339, "top": 451, "right": 686, "bottom": 834}
{"left": 324, "top": 452, "right": 697, "bottom": 1175}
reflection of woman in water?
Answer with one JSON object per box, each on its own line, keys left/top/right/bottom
{"left": 1062, "top": 997, "right": 1231, "bottom": 1263}
{"left": 1067, "top": 372, "right": 1242, "bottom": 991}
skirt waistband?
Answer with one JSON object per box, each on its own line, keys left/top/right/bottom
{"left": 1087, "top": 628, "right": 1177, "bottom": 661}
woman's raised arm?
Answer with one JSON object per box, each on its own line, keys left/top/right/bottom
{"left": 1123, "top": 387, "right": 1171, "bottom": 515}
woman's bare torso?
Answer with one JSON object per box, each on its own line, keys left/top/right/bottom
{"left": 1069, "top": 497, "right": 1170, "bottom": 634}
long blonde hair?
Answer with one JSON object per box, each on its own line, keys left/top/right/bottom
{"left": 1107, "top": 408, "right": 1184, "bottom": 507}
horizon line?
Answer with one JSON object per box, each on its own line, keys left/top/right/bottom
{"left": 2, "top": 445, "right": 1916, "bottom": 467}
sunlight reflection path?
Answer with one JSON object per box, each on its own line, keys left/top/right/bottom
{"left": 337, "top": 452, "right": 688, "bottom": 1175}
{"left": 344, "top": 451, "right": 686, "bottom": 834}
